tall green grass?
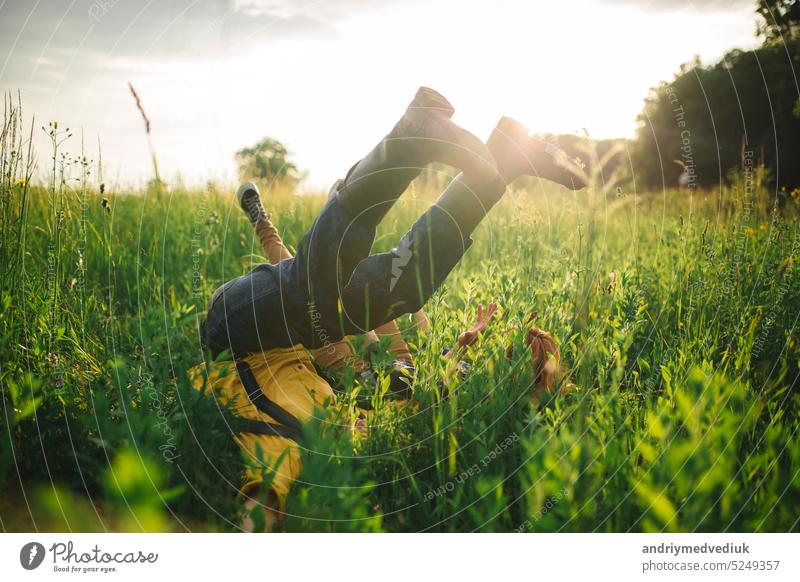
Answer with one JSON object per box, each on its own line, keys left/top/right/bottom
{"left": 1, "top": 100, "right": 799, "bottom": 532}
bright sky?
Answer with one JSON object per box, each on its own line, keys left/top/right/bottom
{"left": 1, "top": 0, "right": 759, "bottom": 189}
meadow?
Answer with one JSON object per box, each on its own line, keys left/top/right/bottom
{"left": 1, "top": 99, "right": 799, "bottom": 533}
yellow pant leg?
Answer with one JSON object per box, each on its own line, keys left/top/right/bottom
{"left": 238, "top": 433, "right": 302, "bottom": 510}
{"left": 189, "top": 355, "right": 323, "bottom": 509}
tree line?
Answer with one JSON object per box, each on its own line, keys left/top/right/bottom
{"left": 631, "top": 0, "right": 800, "bottom": 191}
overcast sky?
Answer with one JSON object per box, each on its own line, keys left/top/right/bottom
{"left": 1, "top": 0, "right": 759, "bottom": 189}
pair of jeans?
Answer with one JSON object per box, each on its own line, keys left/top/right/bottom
{"left": 203, "top": 183, "right": 472, "bottom": 357}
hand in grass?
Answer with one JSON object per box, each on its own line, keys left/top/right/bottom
{"left": 457, "top": 302, "right": 498, "bottom": 350}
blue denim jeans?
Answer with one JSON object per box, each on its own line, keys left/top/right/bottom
{"left": 203, "top": 184, "right": 472, "bottom": 357}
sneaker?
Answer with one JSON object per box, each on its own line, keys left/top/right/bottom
{"left": 237, "top": 182, "right": 267, "bottom": 226}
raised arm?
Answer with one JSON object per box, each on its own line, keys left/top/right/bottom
{"left": 443, "top": 302, "right": 498, "bottom": 382}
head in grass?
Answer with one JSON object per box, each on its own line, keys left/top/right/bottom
{"left": 458, "top": 304, "right": 567, "bottom": 399}
{"left": 520, "top": 325, "right": 565, "bottom": 398}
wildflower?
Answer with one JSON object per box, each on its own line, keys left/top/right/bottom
{"left": 16, "top": 178, "right": 26, "bottom": 188}
{"left": 746, "top": 227, "right": 755, "bottom": 237}
{"left": 589, "top": 309, "right": 598, "bottom": 319}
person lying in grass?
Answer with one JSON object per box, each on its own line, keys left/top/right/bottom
{"left": 195, "top": 86, "right": 585, "bottom": 529}
{"left": 194, "top": 185, "right": 567, "bottom": 531}
{"left": 192, "top": 182, "right": 488, "bottom": 531}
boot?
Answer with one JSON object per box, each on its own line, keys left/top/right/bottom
{"left": 337, "top": 86, "right": 499, "bottom": 227}
{"left": 487, "top": 116, "right": 587, "bottom": 189}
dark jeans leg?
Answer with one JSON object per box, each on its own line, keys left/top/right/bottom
{"left": 336, "top": 172, "right": 505, "bottom": 334}
{"left": 337, "top": 203, "right": 472, "bottom": 334}
{"left": 285, "top": 190, "right": 380, "bottom": 348}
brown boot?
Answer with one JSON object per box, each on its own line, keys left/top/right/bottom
{"left": 487, "top": 116, "right": 587, "bottom": 189}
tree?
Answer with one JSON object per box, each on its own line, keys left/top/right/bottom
{"left": 631, "top": 41, "right": 800, "bottom": 190}
{"left": 235, "top": 137, "right": 302, "bottom": 186}
{"left": 757, "top": 0, "right": 800, "bottom": 44}
{"left": 757, "top": 1, "right": 800, "bottom": 119}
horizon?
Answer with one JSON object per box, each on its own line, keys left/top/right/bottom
{"left": 2, "top": 0, "right": 759, "bottom": 190}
